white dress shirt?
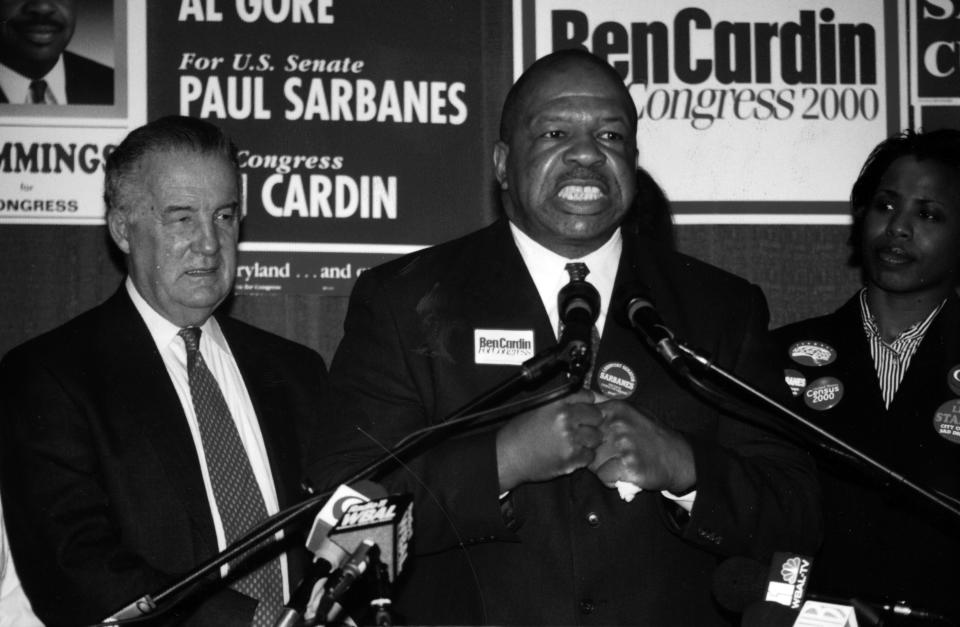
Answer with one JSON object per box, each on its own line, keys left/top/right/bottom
{"left": 507, "top": 225, "right": 696, "bottom": 509}
{"left": 508, "top": 222, "right": 621, "bottom": 339}
{"left": 0, "top": 55, "right": 67, "bottom": 104}
{"left": 126, "top": 279, "right": 289, "bottom": 597}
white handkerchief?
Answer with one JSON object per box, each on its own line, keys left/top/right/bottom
{"left": 615, "top": 481, "right": 642, "bottom": 502}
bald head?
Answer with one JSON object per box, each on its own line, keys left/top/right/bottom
{"left": 499, "top": 49, "right": 638, "bottom": 143}
{"left": 493, "top": 49, "right": 639, "bottom": 258}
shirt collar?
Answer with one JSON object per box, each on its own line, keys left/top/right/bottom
{"left": 125, "top": 277, "right": 229, "bottom": 354}
{"left": 0, "top": 55, "right": 66, "bottom": 104}
{"left": 509, "top": 223, "right": 622, "bottom": 335}
{"left": 858, "top": 287, "right": 945, "bottom": 346}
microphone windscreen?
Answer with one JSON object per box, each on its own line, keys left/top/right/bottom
{"left": 712, "top": 556, "right": 767, "bottom": 613}
{"left": 612, "top": 280, "right": 652, "bottom": 328}
{"left": 306, "top": 481, "right": 387, "bottom": 555}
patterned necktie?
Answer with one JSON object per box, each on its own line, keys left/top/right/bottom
{"left": 29, "top": 80, "right": 48, "bottom": 104}
{"left": 562, "top": 262, "right": 601, "bottom": 389}
{"left": 178, "top": 327, "right": 283, "bottom": 627}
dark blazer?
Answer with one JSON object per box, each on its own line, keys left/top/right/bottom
{"left": 315, "top": 220, "right": 821, "bottom": 626}
{"left": 773, "top": 294, "right": 960, "bottom": 624}
{"left": 0, "top": 287, "right": 327, "bottom": 626}
{"left": 0, "top": 51, "right": 113, "bottom": 104}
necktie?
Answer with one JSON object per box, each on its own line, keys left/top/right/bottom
{"left": 562, "top": 262, "right": 601, "bottom": 389}
{"left": 29, "top": 80, "right": 48, "bottom": 104}
{"left": 178, "top": 327, "right": 283, "bottom": 626}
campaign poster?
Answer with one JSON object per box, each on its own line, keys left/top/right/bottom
{"left": 0, "top": 0, "right": 147, "bottom": 225}
{"left": 910, "top": 0, "right": 960, "bottom": 129}
{"left": 147, "top": 0, "right": 488, "bottom": 295}
{"left": 514, "top": 0, "right": 903, "bottom": 224}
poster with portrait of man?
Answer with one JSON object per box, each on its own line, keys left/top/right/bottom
{"left": 0, "top": 0, "right": 126, "bottom": 110}
{"left": 0, "top": 0, "right": 147, "bottom": 225}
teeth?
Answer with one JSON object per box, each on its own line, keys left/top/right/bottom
{"left": 558, "top": 185, "right": 603, "bottom": 201}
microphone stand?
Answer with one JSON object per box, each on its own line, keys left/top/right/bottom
{"left": 673, "top": 341, "right": 960, "bottom": 522}
{"left": 101, "top": 339, "right": 589, "bottom": 625}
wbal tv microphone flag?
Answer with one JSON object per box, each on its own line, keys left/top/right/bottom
{"left": 765, "top": 552, "right": 814, "bottom": 610}
{"left": 326, "top": 494, "right": 413, "bottom": 582}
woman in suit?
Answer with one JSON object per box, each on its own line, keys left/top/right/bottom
{"left": 773, "top": 129, "right": 960, "bottom": 625}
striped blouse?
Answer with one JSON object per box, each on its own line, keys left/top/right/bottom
{"left": 859, "top": 289, "right": 946, "bottom": 409}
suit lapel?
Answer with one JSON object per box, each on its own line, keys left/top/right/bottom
{"left": 219, "top": 319, "right": 301, "bottom": 510}
{"left": 440, "top": 221, "right": 556, "bottom": 374}
{"left": 889, "top": 294, "right": 960, "bottom": 415}
{"left": 595, "top": 235, "right": 685, "bottom": 402}
{"left": 99, "top": 289, "right": 219, "bottom": 558}
{"left": 833, "top": 297, "right": 888, "bottom": 419}
{"left": 611, "top": 234, "right": 690, "bottom": 338}
{"left": 472, "top": 220, "right": 554, "bottom": 338}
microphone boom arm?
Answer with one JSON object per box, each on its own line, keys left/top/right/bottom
{"left": 674, "top": 341, "right": 960, "bottom": 522}
{"left": 101, "top": 337, "right": 588, "bottom": 625}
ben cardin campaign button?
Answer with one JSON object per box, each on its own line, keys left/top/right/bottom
{"left": 789, "top": 341, "right": 837, "bottom": 367}
{"left": 933, "top": 399, "right": 960, "bottom": 444}
{"left": 596, "top": 362, "right": 637, "bottom": 399}
{"left": 474, "top": 329, "right": 535, "bottom": 365}
{"left": 783, "top": 369, "right": 807, "bottom": 397}
{"left": 803, "top": 377, "right": 843, "bottom": 411}
{"left": 948, "top": 366, "right": 960, "bottom": 396}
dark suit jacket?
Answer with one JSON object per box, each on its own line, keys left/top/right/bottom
{"left": 0, "top": 287, "right": 327, "bottom": 626}
{"left": 773, "top": 294, "right": 960, "bottom": 624}
{"left": 314, "top": 220, "right": 821, "bottom": 626}
{"left": 0, "top": 51, "right": 113, "bottom": 105}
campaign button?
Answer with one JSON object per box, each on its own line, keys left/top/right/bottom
{"left": 947, "top": 366, "right": 960, "bottom": 396}
{"left": 783, "top": 369, "right": 807, "bottom": 397}
{"left": 474, "top": 329, "right": 535, "bottom": 365}
{"left": 597, "top": 362, "right": 637, "bottom": 399}
{"left": 933, "top": 399, "right": 960, "bottom": 444}
{"left": 789, "top": 341, "right": 837, "bottom": 367}
{"left": 803, "top": 377, "right": 843, "bottom": 411}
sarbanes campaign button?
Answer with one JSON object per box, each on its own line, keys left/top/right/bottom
{"left": 597, "top": 362, "right": 637, "bottom": 399}
{"left": 783, "top": 369, "right": 806, "bottom": 397}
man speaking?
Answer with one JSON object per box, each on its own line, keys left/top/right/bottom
{"left": 317, "top": 49, "right": 821, "bottom": 625}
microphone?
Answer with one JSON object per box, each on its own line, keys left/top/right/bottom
{"left": 368, "top": 559, "right": 395, "bottom": 626}
{"left": 714, "top": 555, "right": 950, "bottom": 626}
{"left": 715, "top": 553, "right": 828, "bottom": 627}
{"left": 307, "top": 494, "right": 414, "bottom": 624}
{"left": 274, "top": 481, "right": 386, "bottom": 627}
{"left": 615, "top": 282, "right": 687, "bottom": 373}
{"left": 713, "top": 553, "right": 813, "bottom": 615}
{"left": 324, "top": 494, "right": 413, "bottom": 584}
{"left": 306, "top": 480, "right": 387, "bottom": 566}
{"left": 320, "top": 539, "right": 376, "bottom": 614}
{"left": 273, "top": 559, "right": 331, "bottom": 627}
{"left": 556, "top": 277, "right": 600, "bottom": 373}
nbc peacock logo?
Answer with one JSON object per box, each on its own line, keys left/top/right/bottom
{"left": 780, "top": 556, "right": 803, "bottom": 585}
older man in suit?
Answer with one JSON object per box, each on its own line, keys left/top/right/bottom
{"left": 315, "top": 49, "right": 821, "bottom": 625}
{"left": 0, "top": 116, "right": 326, "bottom": 626}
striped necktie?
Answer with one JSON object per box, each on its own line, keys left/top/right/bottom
{"left": 179, "top": 327, "right": 283, "bottom": 626}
